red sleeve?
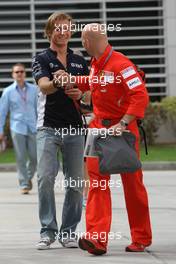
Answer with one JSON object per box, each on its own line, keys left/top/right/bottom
{"left": 119, "top": 62, "right": 149, "bottom": 119}
{"left": 75, "top": 76, "right": 90, "bottom": 92}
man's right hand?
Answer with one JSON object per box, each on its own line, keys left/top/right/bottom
{"left": 53, "top": 70, "right": 75, "bottom": 89}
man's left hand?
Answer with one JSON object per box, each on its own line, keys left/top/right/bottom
{"left": 110, "top": 123, "right": 127, "bottom": 136}
{"left": 65, "top": 88, "right": 82, "bottom": 100}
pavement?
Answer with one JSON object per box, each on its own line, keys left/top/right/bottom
{"left": 0, "top": 170, "right": 176, "bottom": 264}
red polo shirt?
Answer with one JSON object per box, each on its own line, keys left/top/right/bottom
{"left": 76, "top": 44, "right": 149, "bottom": 120}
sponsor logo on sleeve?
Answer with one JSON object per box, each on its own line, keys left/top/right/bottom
{"left": 32, "top": 59, "right": 42, "bottom": 76}
{"left": 120, "top": 66, "right": 136, "bottom": 79}
{"left": 126, "top": 77, "right": 142, "bottom": 89}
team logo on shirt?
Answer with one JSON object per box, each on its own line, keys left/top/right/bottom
{"left": 49, "top": 63, "right": 59, "bottom": 69}
{"left": 70, "top": 63, "right": 83, "bottom": 68}
{"left": 120, "top": 66, "right": 136, "bottom": 79}
{"left": 126, "top": 77, "right": 142, "bottom": 89}
{"left": 99, "top": 70, "right": 114, "bottom": 83}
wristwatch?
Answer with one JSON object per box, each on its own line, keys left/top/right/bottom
{"left": 80, "top": 92, "right": 86, "bottom": 102}
{"left": 120, "top": 119, "right": 128, "bottom": 127}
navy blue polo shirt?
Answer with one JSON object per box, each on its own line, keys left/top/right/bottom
{"left": 32, "top": 48, "right": 89, "bottom": 129}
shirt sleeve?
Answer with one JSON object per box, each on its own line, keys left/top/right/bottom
{"left": 0, "top": 89, "right": 10, "bottom": 134}
{"left": 75, "top": 75, "right": 90, "bottom": 92}
{"left": 82, "top": 58, "right": 90, "bottom": 76}
{"left": 32, "top": 54, "right": 51, "bottom": 84}
{"left": 73, "top": 57, "right": 90, "bottom": 92}
{"left": 119, "top": 62, "right": 149, "bottom": 119}
{"left": 34, "top": 86, "right": 38, "bottom": 118}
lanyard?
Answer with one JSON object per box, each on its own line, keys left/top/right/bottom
{"left": 99, "top": 47, "right": 113, "bottom": 73}
{"left": 17, "top": 86, "right": 27, "bottom": 102}
{"left": 90, "top": 47, "right": 113, "bottom": 91}
{"left": 93, "top": 47, "right": 113, "bottom": 76}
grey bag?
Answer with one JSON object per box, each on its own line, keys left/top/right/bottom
{"left": 94, "top": 132, "right": 142, "bottom": 174}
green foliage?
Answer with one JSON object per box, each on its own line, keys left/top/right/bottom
{"left": 142, "top": 102, "right": 164, "bottom": 145}
{"left": 0, "top": 148, "right": 15, "bottom": 163}
{"left": 160, "top": 96, "right": 176, "bottom": 116}
{"left": 142, "top": 97, "right": 176, "bottom": 145}
{"left": 140, "top": 144, "right": 176, "bottom": 161}
{"left": 160, "top": 97, "right": 176, "bottom": 133}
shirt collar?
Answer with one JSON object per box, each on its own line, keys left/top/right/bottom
{"left": 48, "top": 47, "right": 73, "bottom": 56}
{"left": 92, "top": 44, "right": 112, "bottom": 68}
{"left": 14, "top": 81, "right": 27, "bottom": 91}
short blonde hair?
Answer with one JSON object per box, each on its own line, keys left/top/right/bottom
{"left": 44, "top": 12, "right": 73, "bottom": 40}
{"left": 12, "top": 63, "right": 25, "bottom": 72}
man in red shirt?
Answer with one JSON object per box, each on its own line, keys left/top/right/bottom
{"left": 55, "top": 23, "right": 152, "bottom": 255}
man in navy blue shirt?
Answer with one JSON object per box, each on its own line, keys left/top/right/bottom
{"left": 0, "top": 63, "right": 37, "bottom": 194}
{"left": 32, "top": 12, "right": 89, "bottom": 250}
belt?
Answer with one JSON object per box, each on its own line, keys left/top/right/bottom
{"left": 95, "top": 117, "right": 121, "bottom": 127}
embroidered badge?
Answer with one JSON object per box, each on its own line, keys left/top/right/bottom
{"left": 126, "top": 77, "right": 142, "bottom": 89}
{"left": 121, "top": 66, "right": 136, "bottom": 79}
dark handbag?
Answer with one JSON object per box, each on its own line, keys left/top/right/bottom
{"left": 94, "top": 132, "right": 142, "bottom": 174}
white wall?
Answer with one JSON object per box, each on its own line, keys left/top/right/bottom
{"left": 164, "top": 0, "right": 176, "bottom": 96}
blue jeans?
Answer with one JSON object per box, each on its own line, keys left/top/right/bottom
{"left": 11, "top": 131, "right": 37, "bottom": 189}
{"left": 37, "top": 127, "right": 84, "bottom": 241}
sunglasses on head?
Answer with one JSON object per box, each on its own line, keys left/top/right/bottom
{"left": 14, "top": 71, "right": 25, "bottom": 74}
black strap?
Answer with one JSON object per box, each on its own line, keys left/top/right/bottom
{"left": 137, "top": 119, "right": 148, "bottom": 155}
{"left": 82, "top": 114, "right": 88, "bottom": 129}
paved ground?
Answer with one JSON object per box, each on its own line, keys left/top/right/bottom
{"left": 0, "top": 170, "right": 176, "bottom": 264}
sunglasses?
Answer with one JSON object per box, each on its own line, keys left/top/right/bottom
{"left": 14, "top": 71, "right": 25, "bottom": 74}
